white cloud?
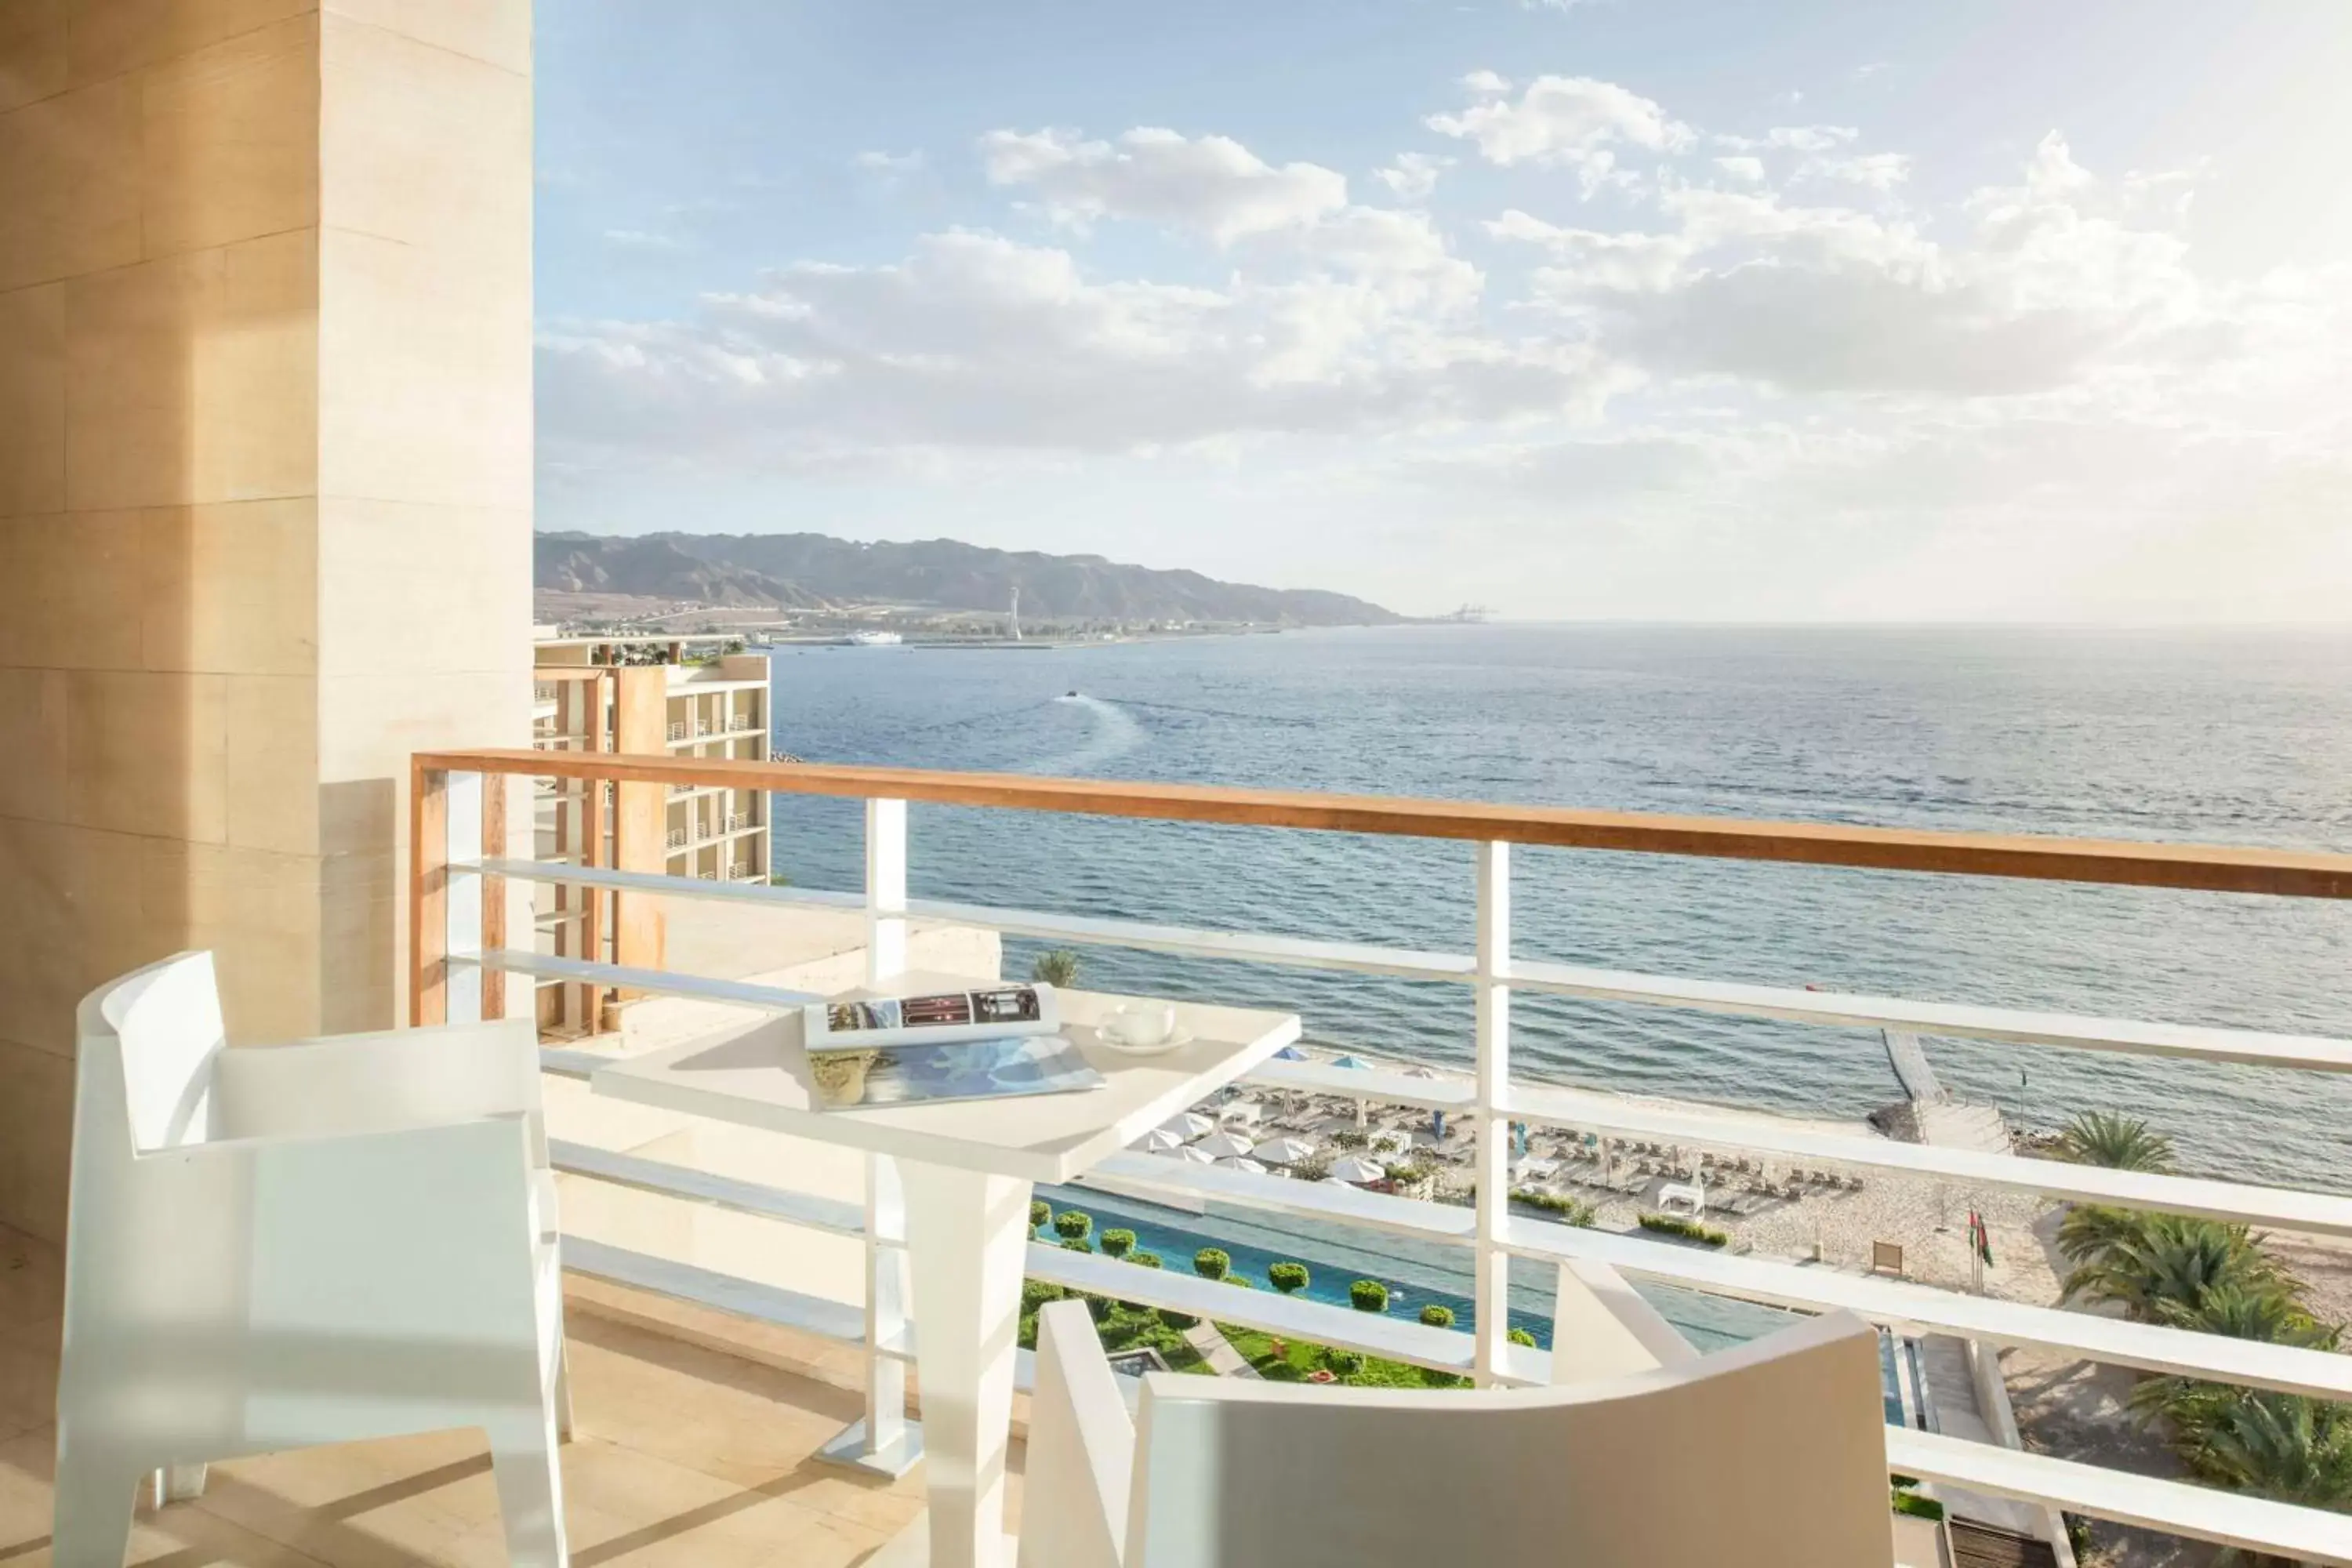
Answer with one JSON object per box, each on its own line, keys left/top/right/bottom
{"left": 1718, "top": 124, "right": 1860, "bottom": 153}
{"left": 978, "top": 126, "right": 1348, "bottom": 244}
{"left": 1714, "top": 155, "right": 1766, "bottom": 183}
{"left": 1373, "top": 152, "right": 1452, "bottom": 201}
{"left": 853, "top": 150, "right": 926, "bottom": 172}
{"left": 1427, "top": 74, "right": 1694, "bottom": 183}
{"left": 602, "top": 229, "right": 685, "bottom": 251}
{"left": 1799, "top": 151, "right": 1912, "bottom": 191}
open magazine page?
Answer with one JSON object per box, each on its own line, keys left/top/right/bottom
{"left": 804, "top": 983, "right": 1059, "bottom": 1051}
{"left": 808, "top": 1034, "right": 1104, "bottom": 1110}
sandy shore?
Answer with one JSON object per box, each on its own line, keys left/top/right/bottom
{"left": 1207, "top": 1046, "right": 2352, "bottom": 1325}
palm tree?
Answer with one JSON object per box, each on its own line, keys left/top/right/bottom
{"left": 2190, "top": 1392, "right": 2352, "bottom": 1561}
{"left": 2063, "top": 1214, "right": 2281, "bottom": 1320}
{"left": 2053, "top": 1202, "right": 2145, "bottom": 1276}
{"left": 1030, "top": 949, "right": 1080, "bottom": 988}
{"left": 2127, "top": 1287, "right": 2339, "bottom": 1441}
{"left": 2056, "top": 1110, "right": 2176, "bottom": 1172}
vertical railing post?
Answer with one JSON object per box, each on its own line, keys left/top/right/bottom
{"left": 1472, "top": 839, "right": 1512, "bottom": 1385}
{"left": 445, "top": 769, "right": 485, "bottom": 1025}
{"left": 825, "top": 795, "right": 921, "bottom": 1473}
{"left": 410, "top": 761, "right": 448, "bottom": 1026}
{"left": 480, "top": 765, "right": 507, "bottom": 1021}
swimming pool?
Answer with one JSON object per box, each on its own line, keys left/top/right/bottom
{"left": 1036, "top": 1185, "right": 1800, "bottom": 1353}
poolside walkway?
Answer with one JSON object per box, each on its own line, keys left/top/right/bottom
{"left": 1185, "top": 1323, "right": 1262, "bottom": 1378}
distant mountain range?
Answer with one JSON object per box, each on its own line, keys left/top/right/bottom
{"left": 534, "top": 531, "right": 1401, "bottom": 626}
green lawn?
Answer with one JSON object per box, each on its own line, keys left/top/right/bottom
{"left": 1215, "top": 1324, "right": 1471, "bottom": 1388}
{"left": 1018, "top": 1287, "right": 1213, "bottom": 1376}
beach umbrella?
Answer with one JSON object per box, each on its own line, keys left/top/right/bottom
{"left": 1168, "top": 1145, "right": 1217, "bottom": 1165}
{"left": 1332, "top": 1054, "right": 1370, "bottom": 1070}
{"left": 1273, "top": 1044, "right": 1308, "bottom": 1061}
{"left": 1328, "top": 1155, "right": 1386, "bottom": 1184}
{"left": 1140, "top": 1127, "right": 1186, "bottom": 1153}
{"left": 1194, "top": 1130, "right": 1257, "bottom": 1160}
{"left": 1252, "top": 1135, "right": 1316, "bottom": 1166}
{"left": 1213, "top": 1156, "right": 1269, "bottom": 1175}
{"left": 1158, "top": 1112, "right": 1213, "bottom": 1141}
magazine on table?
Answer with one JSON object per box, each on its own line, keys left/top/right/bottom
{"left": 807, "top": 1033, "right": 1105, "bottom": 1111}
{"left": 803, "top": 982, "right": 1060, "bottom": 1051}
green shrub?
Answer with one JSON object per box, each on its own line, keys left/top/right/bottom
{"left": 1193, "top": 1247, "right": 1231, "bottom": 1280}
{"left": 1061, "top": 1237, "right": 1093, "bottom": 1254}
{"left": 1513, "top": 1189, "right": 1597, "bottom": 1226}
{"left": 1130, "top": 1250, "right": 1163, "bottom": 1269}
{"left": 1419, "top": 1305, "right": 1455, "bottom": 1328}
{"left": 1101, "top": 1229, "right": 1136, "bottom": 1259}
{"left": 1081, "top": 1292, "right": 1115, "bottom": 1323}
{"left": 1507, "top": 1327, "right": 1537, "bottom": 1347}
{"left": 1029, "top": 1200, "right": 1051, "bottom": 1232}
{"left": 1054, "top": 1210, "right": 1093, "bottom": 1241}
{"left": 1349, "top": 1279, "right": 1389, "bottom": 1313}
{"left": 1224, "top": 1276, "right": 1254, "bottom": 1289}
{"left": 1031, "top": 949, "right": 1081, "bottom": 988}
{"left": 1637, "top": 1213, "right": 1729, "bottom": 1247}
{"left": 1158, "top": 1307, "right": 1199, "bottom": 1330}
{"left": 1268, "top": 1261, "right": 1310, "bottom": 1294}
{"left": 1022, "top": 1279, "right": 1067, "bottom": 1312}
{"left": 1890, "top": 1491, "right": 1945, "bottom": 1523}
{"left": 1327, "top": 1349, "right": 1363, "bottom": 1374}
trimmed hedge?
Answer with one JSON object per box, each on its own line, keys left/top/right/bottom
{"left": 1193, "top": 1247, "right": 1231, "bottom": 1280}
{"left": 1418, "top": 1304, "right": 1455, "bottom": 1328}
{"left": 1029, "top": 1200, "right": 1051, "bottom": 1232}
{"left": 1349, "top": 1279, "right": 1389, "bottom": 1312}
{"left": 1637, "top": 1213, "right": 1729, "bottom": 1247}
{"left": 1507, "top": 1327, "right": 1537, "bottom": 1347}
{"left": 1053, "top": 1210, "right": 1093, "bottom": 1241}
{"left": 1268, "top": 1261, "right": 1309, "bottom": 1294}
{"left": 1101, "top": 1229, "right": 1137, "bottom": 1259}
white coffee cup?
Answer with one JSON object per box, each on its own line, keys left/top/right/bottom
{"left": 1102, "top": 1003, "right": 1177, "bottom": 1049}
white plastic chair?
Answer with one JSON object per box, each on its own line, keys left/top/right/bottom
{"left": 53, "top": 952, "right": 572, "bottom": 1566}
{"left": 1019, "top": 1293, "right": 1891, "bottom": 1568}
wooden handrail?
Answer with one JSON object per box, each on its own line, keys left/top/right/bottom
{"left": 413, "top": 746, "right": 2352, "bottom": 899}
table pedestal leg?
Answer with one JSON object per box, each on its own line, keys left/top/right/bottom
{"left": 901, "top": 1162, "right": 1033, "bottom": 1568}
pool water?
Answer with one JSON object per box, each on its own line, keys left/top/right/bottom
{"left": 1036, "top": 1186, "right": 1800, "bottom": 1353}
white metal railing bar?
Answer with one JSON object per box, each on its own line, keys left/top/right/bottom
{"left": 466, "top": 853, "right": 2352, "bottom": 1076}
{"left": 1886, "top": 1428, "right": 2352, "bottom": 1568}
{"left": 1025, "top": 1243, "right": 1479, "bottom": 1375}
{"left": 1083, "top": 1151, "right": 1477, "bottom": 1243}
{"left": 549, "top": 1139, "right": 872, "bottom": 1238}
{"left": 473, "top": 856, "right": 865, "bottom": 911}
{"left": 1501, "top": 1081, "right": 2352, "bottom": 1238}
{"left": 561, "top": 1236, "right": 871, "bottom": 1345}
{"left": 1244, "top": 1058, "right": 1475, "bottom": 1112}
{"left": 1508, "top": 956, "right": 2352, "bottom": 1073}
{"left": 1499, "top": 1214, "right": 2352, "bottom": 1402}
{"left": 464, "top": 949, "right": 824, "bottom": 1013}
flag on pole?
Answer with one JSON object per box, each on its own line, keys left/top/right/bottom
{"left": 1969, "top": 1210, "right": 1994, "bottom": 1268}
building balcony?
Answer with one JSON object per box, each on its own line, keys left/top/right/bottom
{"left": 107, "top": 747, "right": 2352, "bottom": 1566}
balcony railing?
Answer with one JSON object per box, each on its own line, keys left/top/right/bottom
{"left": 408, "top": 747, "right": 2352, "bottom": 1566}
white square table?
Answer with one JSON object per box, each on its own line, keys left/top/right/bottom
{"left": 590, "top": 973, "right": 1302, "bottom": 1568}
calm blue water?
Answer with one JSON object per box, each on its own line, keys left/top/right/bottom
{"left": 1034, "top": 1184, "right": 1792, "bottom": 1353}
{"left": 764, "top": 626, "right": 2352, "bottom": 1192}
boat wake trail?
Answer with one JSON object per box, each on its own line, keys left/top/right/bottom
{"left": 1030, "top": 694, "right": 1145, "bottom": 776}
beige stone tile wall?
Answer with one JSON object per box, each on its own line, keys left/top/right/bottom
{"left": 0, "top": 0, "right": 533, "bottom": 1239}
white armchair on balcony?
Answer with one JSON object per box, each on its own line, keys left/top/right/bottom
{"left": 53, "top": 952, "right": 572, "bottom": 1567}
{"left": 1020, "top": 1298, "right": 1889, "bottom": 1568}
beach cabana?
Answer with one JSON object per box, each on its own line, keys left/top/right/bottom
{"left": 1218, "top": 1101, "right": 1265, "bottom": 1126}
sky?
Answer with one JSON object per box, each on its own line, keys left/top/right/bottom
{"left": 534, "top": 1, "right": 2352, "bottom": 622}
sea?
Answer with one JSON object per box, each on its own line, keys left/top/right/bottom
{"left": 761, "top": 625, "right": 2352, "bottom": 1196}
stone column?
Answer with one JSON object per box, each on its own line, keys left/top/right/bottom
{"left": 0, "top": 0, "right": 532, "bottom": 1240}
